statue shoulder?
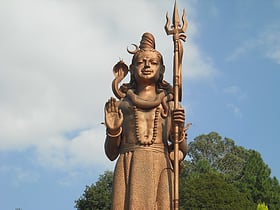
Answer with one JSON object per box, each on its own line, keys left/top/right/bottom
{"left": 118, "top": 97, "right": 133, "bottom": 110}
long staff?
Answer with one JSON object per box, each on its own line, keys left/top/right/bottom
{"left": 165, "top": 1, "right": 187, "bottom": 209}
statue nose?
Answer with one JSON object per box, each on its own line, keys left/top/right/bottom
{"left": 144, "top": 60, "right": 150, "bottom": 67}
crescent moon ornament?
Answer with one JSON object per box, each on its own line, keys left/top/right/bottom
{"left": 127, "top": 44, "right": 139, "bottom": 54}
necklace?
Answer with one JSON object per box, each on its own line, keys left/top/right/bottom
{"left": 133, "top": 106, "right": 160, "bottom": 146}
{"left": 127, "top": 89, "right": 165, "bottom": 109}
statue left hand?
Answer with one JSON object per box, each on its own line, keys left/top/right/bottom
{"left": 170, "top": 107, "right": 186, "bottom": 145}
{"left": 172, "top": 107, "right": 185, "bottom": 129}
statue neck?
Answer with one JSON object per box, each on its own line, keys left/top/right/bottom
{"left": 136, "top": 84, "right": 157, "bottom": 100}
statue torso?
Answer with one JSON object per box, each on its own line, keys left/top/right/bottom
{"left": 118, "top": 97, "right": 170, "bottom": 147}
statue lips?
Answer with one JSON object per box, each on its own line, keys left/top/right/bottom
{"left": 141, "top": 69, "right": 153, "bottom": 75}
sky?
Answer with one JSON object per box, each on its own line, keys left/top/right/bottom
{"left": 0, "top": 0, "right": 279, "bottom": 209}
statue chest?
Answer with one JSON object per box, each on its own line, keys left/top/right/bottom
{"left": 120, "top": 100, "right": 168, "bottom": 145}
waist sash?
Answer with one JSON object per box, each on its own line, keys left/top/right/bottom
{"left": 120, "top": 143, "right": 168, "bottom": 154}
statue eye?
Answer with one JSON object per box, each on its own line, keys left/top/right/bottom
{"left": 136, "top": 60, "right": 144, "bottom": 65}
{"left": 151, "top": 60, "right": 158, "bottom": 65}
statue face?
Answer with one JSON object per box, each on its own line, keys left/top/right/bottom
{"left": 133, "top": 50, "right": 161, "bottom": 85}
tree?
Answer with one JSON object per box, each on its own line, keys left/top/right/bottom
{"left": 180, "top": 172, "right": 255, "bottom": 210}
{"left": 238, "top": 150, "right": 280, "bottom": 209}
{"left": 75, "top": 171, "right": 113, "bottom": 210}
{"left": 187, "top": 132, "right": 251, "bottom": 178}
{"left": 183, "top": 132, "right": 280, "bottom": 209}
{"left": 268, "top": 177, "right": 280, "bottom": 209}
{"left": 75, "top": 132, "right": 280, "bottom": 209}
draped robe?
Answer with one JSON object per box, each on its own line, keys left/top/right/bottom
{"left": 110, "top": 97, "right": 174, "bottom": 210}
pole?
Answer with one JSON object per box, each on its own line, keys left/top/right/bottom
{"left": 165, "top": 1, "right": 187, "bottom": 209}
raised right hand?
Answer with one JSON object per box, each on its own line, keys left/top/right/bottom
{"left": 104, "top": 97, "right": 123, "bottom": 133}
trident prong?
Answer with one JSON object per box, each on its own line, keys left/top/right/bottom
{"left": 165, "top": 12, "right": 172, "bottom": 35}
{"left": 181, "top": 8, "right": 188, "bottom": 33}
{"left": 165, "top": 1, "right": 188, "bottom": 38}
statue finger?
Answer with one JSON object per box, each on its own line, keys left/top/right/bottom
{"left": 173, "top": 108, "right": 185, "bottom": 115}
{"left": 109, "top": 97, "right": 116, "bottom": 112}
{"left": 105, "top": 100, "right": 111, "bottom": 113}
{"left": 112, "top": 97, "right": 117, "bottom": 112}
{"left": 118, "top": 109, "right": 123, "bottom": 120}
{"left": 176, "top": 116, "right": 185, "bottom": 123}
{"left": 175, "top": 111, "right": 185, "bottom": 118}
{"left": 173, "top": 111, "right": 185, "bottom": 119}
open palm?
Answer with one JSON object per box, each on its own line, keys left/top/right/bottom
{"left": 105, "top": 97, "right": 123, "bottom": 132}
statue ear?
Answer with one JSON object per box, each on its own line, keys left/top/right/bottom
{"left": 129, "top": 64, "right": 136, "bottom": 79}
{"left": 158, "top": 65, "right": 165, "bottom": 83}
{"left": 129, "top": 64, "right": 135, "bottom": 72}
{"left": 161, "top": 64, "right": 165, "bottom": 74}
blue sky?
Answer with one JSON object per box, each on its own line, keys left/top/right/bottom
{"left": 0, "top": 0, "right": 279, "bottom": 209}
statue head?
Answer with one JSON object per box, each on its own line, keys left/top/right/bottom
{"left": 116, "top": 32, "right": 172, "bottom": 97}
{"left": 128, "top": 32, "right": 166, "bottom": 88}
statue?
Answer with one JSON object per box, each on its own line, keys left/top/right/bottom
{"left": 104, "top": 31, "right": 188, "bottom": 209}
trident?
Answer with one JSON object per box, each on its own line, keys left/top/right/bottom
{"left": 165, "top": 1, "right": 187, "bottom": 209}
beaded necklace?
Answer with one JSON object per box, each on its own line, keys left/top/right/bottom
{"left": 133, "top": 106, "right": 160, "bottom": 146}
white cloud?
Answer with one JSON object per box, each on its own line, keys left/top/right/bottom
{"left": 223, "top": 85, "right": 247, "bottom": 101}
{"left": 223, "top": 86, "right": 247, "bottom": 119}
{"left": 226, "top": 39, "right": 256, "bottom": 62}
{"left": 226, "top": 103, "right": 242, "bottom": 119}
{"left": 226, "top": 24, "right": 280, "bottom": 64}
{"left": 223, "top": 86, "right": 240, "bottom": 95}
{"left": 260, "top": 26, "right": 280, "bottom": 64}
{"left": 209, "top": 5, "right": 219, "bottom": 18}
{"left": 273, "top": 0, "right": 280, "bottom": 10}
{"left": 34, "top": 126, "right": 115, "bottom": 170}
{"left": 184, "top": 43, "right": 217, "bottom": 79}
{"left": 0, "top": 0, "right": 216, "bottom": 172}
{"left": 0, "top": 165, "right": 40, "bottom": 186}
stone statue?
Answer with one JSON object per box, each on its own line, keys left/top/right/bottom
{"left": 104, "top": 32, "right": 188, "bottom": 210}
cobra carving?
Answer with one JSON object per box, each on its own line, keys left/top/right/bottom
{"left": 111, "top": 60, "right": 128, "bottom": 99}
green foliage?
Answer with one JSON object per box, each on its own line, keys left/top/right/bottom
{"left": 184, "top": 132, "right": 280, "bottom": 209}
{"left": 268, "top": 177, "right": 280, "bottom": 209}
{"left": 180, "top": 172, "right": 255, "bottom": 210}
{"left": 75, "top": 171, "right": 113, "bottom": 210}
{"left": 75, "top": 132, "right": 280, "bottom": 210}
{"left": 187, "top": 132, "right": 251, "bottom": 179}
{"left": 257, "top": 203, "right": 269, "bottom": 210}
{"left": 238, "top": 151, "right": 272, "bottom": 203}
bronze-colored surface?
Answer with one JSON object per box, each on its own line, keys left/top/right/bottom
{"left": 104, "top": 3, "right": 188, "bottom": 209}
{"left": 165, "top": 1, "right": 188, "bottom": 209}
